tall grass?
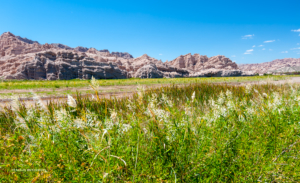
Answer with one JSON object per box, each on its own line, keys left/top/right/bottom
{"left": 0, "top": 81, "right": 300, "bottom": 182}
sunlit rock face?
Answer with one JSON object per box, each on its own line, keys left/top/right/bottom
{"left": 0, "top": 32, "right": 251, "bottom": 80}
{"left": 239, "top": 58, "right": 300, "bottom": 74}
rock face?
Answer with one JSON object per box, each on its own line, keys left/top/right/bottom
{"left": 0, "top": 31, "right": 250, "bottom": 80}
{"left": 168, "top": 54, "right": 238, "bottom": 72}
{"left": 134, "top": 64, "right": 163, "bottom": 78}
{"left": 111, "top": 52, "right": 133, "bottom": 59}
{"left": 239, "top": 58, "right": 300, "bottom": 74}
{"left": 7, "top": 51, "right": 127, "bottom": 80}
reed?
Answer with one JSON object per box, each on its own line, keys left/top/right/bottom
{"left": 0, "top": 80, "right": 299, "bottom": 182}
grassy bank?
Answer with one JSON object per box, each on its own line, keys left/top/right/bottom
{"left": 1, "top": 81, "right": 300, "bottom": 182}
{"left": 0, "top": 75, "right": 290, "bottom": 90}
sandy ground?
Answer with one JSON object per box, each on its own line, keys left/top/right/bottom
{"left": 1, "top": 77, "right": 300, "bottom": 107}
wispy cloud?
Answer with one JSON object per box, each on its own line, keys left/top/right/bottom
{"left": 264, "top": 40, "right": 275, "bottom": 43}
{"left": 262, "top": 48, "right": 266, "bottom": 50}
{"left": 159, "top": 54, "right": 163, "bottom": 55}
{"left": 291, "top": 29, "right": 300, "bottom": 32}
{"left": 269, "top": 49, "right": 273, "bottom": 51}
{"left": 242, "top": 34, "right": 254, "bottom": 39}
{"left": 244, "top": 49, "right": 254, "bottom": 54}
{"left": 280, "top": 51, "right": 288, "bottom": 53}
{"left": 291, "top": 47, "right": 300, "bottom": 50}
{"left": 258, "top": 45, "right": 264, "bottom": 47}
{"left": 231, "top": 55, "right": 236, "bottom": 57}
{"left": 252, "top": 45, "right": 256, "bottom": 47}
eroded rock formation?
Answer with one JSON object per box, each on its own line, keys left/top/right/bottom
{"left": 0, "top": 31, "right": 253, "bottom": 80}
{"left": 168, "top": 54, "right": 238, "bottom": 72}
{"left": 7, "top": 51, "right": 127, "bottom": 80}
{"left": 239, "top": 58, "right": 300, "bottom": 74}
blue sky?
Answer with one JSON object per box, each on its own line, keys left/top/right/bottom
{"left": 0, "top": 0, "right": 299, "bottom": 64}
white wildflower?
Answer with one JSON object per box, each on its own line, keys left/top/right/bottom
{"left": 217, "top": 91, "right": 225, "bottom": 105}
{"left": 121, "top": 124, "right": 132, "bottom": 133}
{"left": 91, "top": 76, "right": 99, "bottom": 89}
{"left": 225, "top": 90, "right": 233, "bottom": 100}
{"left": 143, "top": 128, "right": 148, "bottom": 134}
{"left": 67, "top": 95, "right": 77, "bottom": 108}
{"left": 73, "top": 118, "right": 86, "bottom": 129}
{"left": 137, "top": 85, "right": 144, "bottom": 105}
{"left": 105, "top": 121, "right": 114, "bottom": 130}
{"left": 185, "top": 106, "right": 192, "bottom": 116}
{"left": 191, "top": 91, "right": 195, "bottom": 102}
{"left": 14, "top": 115, "right": 29, "bottom": 130}
{"left": 245, "top": 84, "right": 252, "bottom": 94}
{"left": 55, "top": 108, "right": 69, "bottom": 122}
{"left": 110, "top": 110, "right": 118, "bottom": 122}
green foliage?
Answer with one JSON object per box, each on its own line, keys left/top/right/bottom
{"left": 0, "top": 82, "right": 300, "bottom": 182}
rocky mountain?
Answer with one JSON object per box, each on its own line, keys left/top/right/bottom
{"left": 168, "top": 53, "right": 238, "bottom": 71}
{"left": 0, "top": 32, "right": 252, "bottom": 80}
{"left": 239, "top": 58, "right": 300, "bottom": 74}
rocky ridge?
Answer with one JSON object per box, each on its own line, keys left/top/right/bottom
{"left": 239, "top": 58, "right": 300, "bottom": 74}
{"left": 0, "top": 32, "right": 253, "bottom": 80}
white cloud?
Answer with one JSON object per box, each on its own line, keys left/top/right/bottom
{"left": 242, "top": 34, "right": 254, "bottom": 39}
{"left": 159, "top": 54, "right": 163, "bottom": 55}
{"left": 244, "top": 49, "right": 253, "bottom": 54}
{"left": 291, "top": 47, "right": 300, "bottom": 50}
{"left": 252, "top": 45, "right": 256, "bottom": 47}
{"left": 291, "top": 29, "right": 300, "bottom": 32}
{"left": 262, "top": 48, "right": 266, "bottom": 50}
{"left": 264, "top": 40, "right": 275, "bottom": 43}
{"left": 280, "top": 51, "right": 288, "bottom": 53}
{"left": 269, "top": 49, "right": 273, "bottom": 51}
{"left": 231, "top": 55, "right": 236, "bottom": 57}
{"left": 258, "top": 45, "right": 264, "bottom": 47}
{"left": 297, "top": 43, "right": 300, "bottom": 45}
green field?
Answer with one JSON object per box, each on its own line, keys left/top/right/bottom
{"left": 0, "top": 75, "right": 290, "bottom": 90}
{"left": 1, "top": 78, "right": 300, "bottom": 182}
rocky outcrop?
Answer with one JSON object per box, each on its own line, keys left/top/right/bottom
{"left": 134, "top": 64, "right": 163, "bottom": 78}
{"left": 6, "top": 51, "right": 127, "bottom": 80}
{"left": 0, "top": 31, "right": 252, "bottom": 80}
{"left": 111, "top": 52, "right": 133, "bottom": 59}
{"left": 168, "top": 54, "right": 238, "bottom": 72}
{"left": 74, "top": 46, "right": 89, "bottom": 52}
{"left": 239, "top": 58, "right": 300, "bottom": 74}
{"left": 51, "top": 43, "right": 72, "bottom": 50}
{"left": 16, "top": 36, "right": 39, "bottom": 44}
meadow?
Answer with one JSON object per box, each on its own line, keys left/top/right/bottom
{"left": 1, "top": 77, "right": 300, "bottom": 182}
{"left": 0, "top": 75, "right": 289, "bottom": 90}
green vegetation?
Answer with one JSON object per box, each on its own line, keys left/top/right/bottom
{"left": 1, "top": 79, "right": 300, "bottom": 182}
{"left": 0, "top": 75, "right": 290, "bottom": 90}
